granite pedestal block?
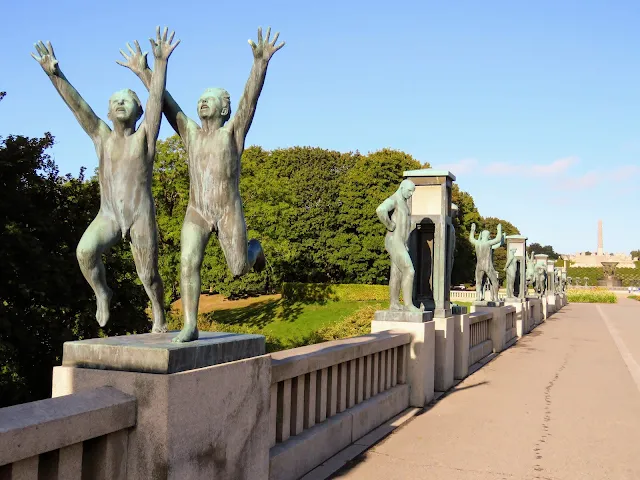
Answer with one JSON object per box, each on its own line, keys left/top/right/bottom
{"left": 472, "top": 301, "right": 505, "bottom": 307}
{"left": 505, "top": 299, "right": 528, "bottom": 337}
{"left": 373, "top": 310, "right": 434, "bottom": 323}
{"left": 371, "top": 320, "right": 435, "bottom": 406}
{"left": 434, "top": 316, "right": 455, "bottom": 391}
{"left": 453, "top": 310, "right": 470, "bottom": 380}
{"left": 53, "top": 332, "right": 270, "bottom": 480}
{"left": 62, "top": 332, "right": 265, "bottom": 374}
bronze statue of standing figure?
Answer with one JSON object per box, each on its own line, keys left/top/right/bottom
{"left": 32, "top": 27, "right": 180, "bottom": 332}
{"left": 119, "top": 27, "right": 284, "bottom": 342}
{"left": 469, "top": 223, "right": 503, "bottom": 301}
{"left": 376, "top": 180, "right": 420, "bottom": 312}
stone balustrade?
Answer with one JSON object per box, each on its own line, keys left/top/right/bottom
{"left": 0, "top": 291, "right": 567, "bottom": 480}
{"left": 450, "top": 290, "right": 476, "bottom": 301}
{"left": 468, "top": 311, "right": 494, "bottom": 366}
{"left": 269, "top": 332, "right": 411, "bottom": 480}
{"left": 504, "top": 306, "right": 517, "bottom": 346}
{"left": 0, "top": 387, "right": 135, "bottom": 479}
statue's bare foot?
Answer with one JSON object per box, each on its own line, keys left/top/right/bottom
{"left": 249, "top": 239, "right": 266, "bottom": 272}
{"left": 172, "top": 325, "right": 199, "bottom": 343}
{"left": 403, "top": 304, "right": 421, "bottom": 313}
{"left": 96, "top": 288, "right": 113, "bottom": 327}
{"left": 390, "top": 302, "right": 403, "bottom": 311}
{"left": 152, "top": 322, "right": 168, "bottom": 334}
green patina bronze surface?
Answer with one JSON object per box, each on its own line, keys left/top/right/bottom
{"left": 376, "top": 180, "right": 420, "bottom": 312}
{"left": 469, "top": 223, "right": 503, "bottom": 302}
{"left": 32, "top": 27, "right": 179, "bottom": 332}
{"left": 119, "top": 27, "right": 284, "bottom": 342}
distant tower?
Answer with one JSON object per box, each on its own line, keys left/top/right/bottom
{"left": 597, "top": 220, "right": 604, "bottom": 256}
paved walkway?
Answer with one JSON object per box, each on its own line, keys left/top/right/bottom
{"left": 333, "top": 297, "right": 640, "bottom": 480}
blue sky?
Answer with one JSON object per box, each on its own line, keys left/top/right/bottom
{"left": 2, "top": 0, "right": 639, "bottom": 255}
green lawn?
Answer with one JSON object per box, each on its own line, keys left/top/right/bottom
{"left": 168, "top": 297, "right": 388, "bottom": 351}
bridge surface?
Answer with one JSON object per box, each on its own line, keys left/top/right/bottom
{"left": 332, "top": 297, "right": 640, "bottom": 479}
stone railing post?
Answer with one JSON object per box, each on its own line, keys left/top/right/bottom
{"left": 372, "top": 311, "right": 435, "bottom": 406}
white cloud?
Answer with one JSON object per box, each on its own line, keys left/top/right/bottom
{"left": 432, "top": 158, "right": 478, "bottom": 175}
{"left": 562, "top": 171, "right": 600, "bottom": 190}
{"left": 483, "top": 156, "right": 579, "bottom": 176}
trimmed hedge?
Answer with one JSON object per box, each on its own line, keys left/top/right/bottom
{"left": 281, "top": 282, "right": 390, "bottom": 302}
{"left": 568, "top": 266, "right": 640, "bottom": 287}
{"left": 567, "top": 289, "right": 617, "bottom": 304}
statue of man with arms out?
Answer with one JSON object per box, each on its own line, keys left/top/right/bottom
{"left": 118, "top": 27, "right": 284, "bottom": 342}
{"left": 376, "top": 180, "right": 420, "bottom": 312}
{"left": 469, "top": 223, "right": 503, "bottom": 301}
{"left": 31, "top": 27, "right": 179, "bottom": 332}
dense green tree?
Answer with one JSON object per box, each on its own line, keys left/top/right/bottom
{"left": 527, "top": 243, "right": 560, "bottom": 260}
{"left": 331, "top": 149, "right": 422, "bottom": 284}
{"left": 451, "top": 184, "right": 481, "bottom": 284}
{"left": 631, "top": 250, "right": 640, "bottom": 259}
{"left": 152, "top": 135, "right": 190, "bottom": 303}
{"left": 479, "top": 217, "right": 520, "bottom": 276}
{"left": 0, "top": 127, "right": 149, "bottom": 406}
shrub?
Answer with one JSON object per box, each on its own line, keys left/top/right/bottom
{"left": 281, "top": 282, "right": 390, "bottom": 302}
{"left": 307, "top": 304, "right": 381, "bottom": 342}
{"left": 629, "top": 295, "right": 640, "bottom": 302}
{"left": 567, "top": 289, "right": 617, "bottom": 304}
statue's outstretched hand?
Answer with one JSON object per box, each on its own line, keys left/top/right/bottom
{"left": 249, "top": 27, "right": 285, "bottom": 62}
{"left": 149, "top": 26, "right": 180, "bottom": 61}
{"left": 31, "top": 41, "right": 59, "bottom": 76}
{"left": 117, "top": 40, "right": 149, "bottom": 76}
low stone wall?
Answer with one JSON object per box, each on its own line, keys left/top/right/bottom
{"left": 504, "top": 306, "right": 517, "bottom": 346}
{"left": 269, "top": 332, "right": 411, "bottom": 480}
{"left": 451, "top": 290, "right": 476, "bottom": 301}
{"left": 0, "top": 294, "right": 569, "bottom": 479}
{"left": 0, "top": 387, "right": 136, "bottom": 479}
{"left": 468, "top": 312, "right": 493, "bottom": 367}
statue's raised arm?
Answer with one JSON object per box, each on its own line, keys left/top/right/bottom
{"left": 141, "top": 27, "right": 180, "bottom": 153}
{"left": 31, "top": 41, "right": 108, "bottom": 142}
{"left": 229, "top": 27, "right": 285, "bottom": 153}
{"left": 469, "top": 223, "right": 478, "bottom": 245}
{"left": 489, "top": 224, "right": 503, "bottom": 246}
{"left": 117, "top": 35, "right": 194, "bottom": 144}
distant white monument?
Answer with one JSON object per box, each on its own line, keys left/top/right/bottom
{"left": 563, "top": 220, "right": 637, "bottom": 268}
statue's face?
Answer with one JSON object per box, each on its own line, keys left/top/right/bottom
{"left": 108, "top": 91, "right": 139, "bottom": 124}
{"left": 197, "top": 93, "right": 228, "bottom": 121}
{"left": 481, "top": 231, "right": 490, "bottom": 241}
{"left": 401, "top": 184, "right": 415, "bottom": 199}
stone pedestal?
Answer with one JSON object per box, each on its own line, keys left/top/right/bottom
{"left": 371, "top": 316, "right": 435, "bottom": 407}
{"left": 540, "top": 295, "right": 549, "bottom": 320}
{"left": 505, "top": 299, "right": 528, "bottom": 337}
{"left": 404, "top": 169, "right": 456, "bottom": 318}
{"left": 373, "top": 310, "right": 433, "bottom": 324}
{"left": 453, "top": 310, "right": 470, "bottom": 380}
{"left": 505, "top": 235, "right": 528, "bottom": 300}
{"left": 52, "top": 333, "right": 271, "bottom": 480}
{"left": 470, "top": 305, "right": 507, "bottom": 353}
{"left": 434, "top": 316, "right": 455, "bottom": 392}
{"left": 546, "top": 294, "right": 557, "bottom": 314}
{"left": 526, "top": 297, "right": 542, "bottom": 326}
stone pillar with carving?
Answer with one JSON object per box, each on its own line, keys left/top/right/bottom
{"left": 404, "top": 169, "right": 456, "bottom": 318}
{"left": 401, "top": 169, "right": 456, "bottom": 392}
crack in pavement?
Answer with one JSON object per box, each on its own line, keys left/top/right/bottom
{"left": 532, "top": 349, "right": 572, "bottom": 479}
